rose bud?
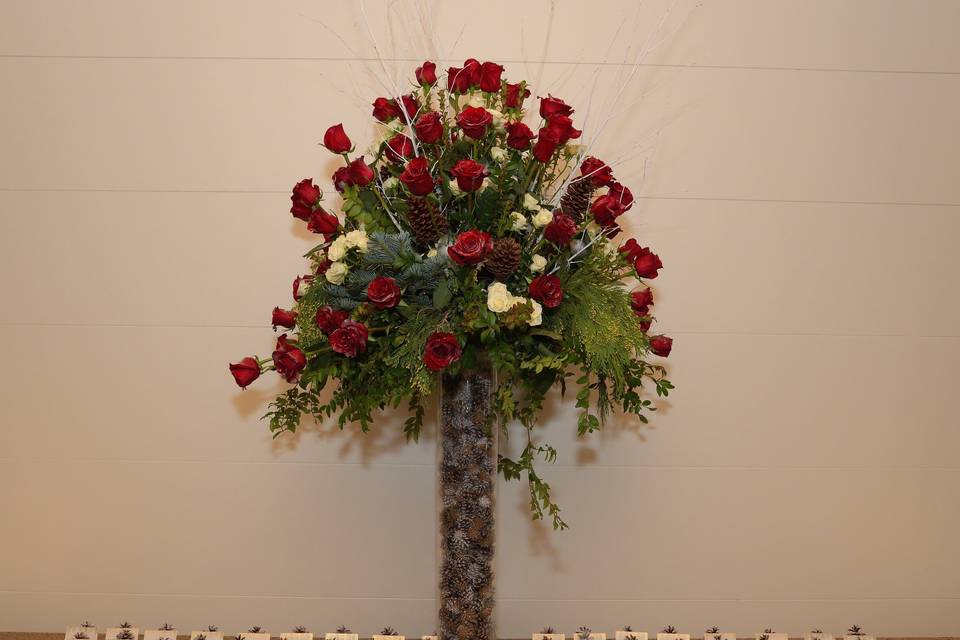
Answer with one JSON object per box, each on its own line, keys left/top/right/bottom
{"left": 528, "top": 274, "right": 564, "bottom": 308}
{"left": 479, "top": 61, "right": 504, "bottom": 92}
{"left": 639, "top": 315, "right": 652, "bottom": 332}
{"left": 367, "top": 275, "right": 402, "bottom": 309}
{"left": 618, "top": 238, "right": 643, "bottom": 261}
{"left": 271, "top": 307, "right": 298, "bottom": 330}
{"left": 544, "top": 211, "right": 578, "bottom": 246}
{"left": 447, "top": 229, "right": 493, "bottom": 265}
{"left": 329, "top": 319, "right": 369, "bottom": 358}
{"left": 504, "top": 82, "right": 530, "bottom": 109}
{"left": 292, "top": 275, "right": 313, "bottom": 301}
{"left": 580, "top": 156, "right": 614, "bottom": 187}
{"left": 423, "top": 332, "right": 462, "bottom": 371}
{"left": 290, "top": 178, "right": 321, "bottom": 220}
{"left": 322, "top": 123, "right": 352, "bottom": 154}
{"left": 608, "top": 181, "right": 634, "bottom": 210}
{"left": 463, "top": 58, "right": 482, "bottom": 87}
{"left": 414, "top": 111, "right": 443, "bottom": 144}
{"left": 385, "top": 134, "right": 414, "bottom": 162}
{"left": 229, "top": 357, "right": 261, "bottom": 389}
{"left": 650, "top": 335, "right": 673, "bottom": 357}
{"left": 532, "top": 125, "right": 561, "bottom": 162}
{"left": 415, "top": 60, "right": 437, "bottom": 86}
{"left": 450, "top": 159, "right": 489, "bottom": 192}
{"left": 314, "top": 305, "right": 349, "bottom": 335}
{"left": 539, "top": 94, "right": 574, "bottom": 119}
{"left": 630, "top": 288, "right": 654, "bottom": 315}
{"left": 505, "top": 121, "right": 535, "bottom": 150}
{"left": 348, "top": 156, "right": 375, "bottom": 187}
{"left": 306, "top": 207, "right": 339, "bottom": 235}
{"left": 447, "top": 66, "right": 470, "bottom": 93}
{"left": 399, "top": 94, "right": 419, "bottom": 120}
{"left": 272, "top": 334, "right": 307, "bottom": 382}
{"left": 544, "top": 114, "right": 581, "bottom": 144}
{"left": 399, "top": 157, "right": 436, "bottom": 196}
{"left": 372, "top": 96, "right": 401, "bottom": 122}
{"left": 456, "top": 106, "right": 493, "bottom": 139}
{"left": 590, "top": 194, "right": 626, "bottom": 228}
{"left": 632, "top": 246, "right": 663, "bottom": 279}
{"left": 332, "top": 166, "right": 354, "bottom": 193}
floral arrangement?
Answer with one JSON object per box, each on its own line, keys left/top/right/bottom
{"left": 229, "top": 58, "right": 673, "bottom": 528}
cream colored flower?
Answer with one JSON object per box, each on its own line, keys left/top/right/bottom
{"left": 490, "top": 146, "right": 507, "bottom": 163}
{"left": 427, "top": 248, "right": 438, "bottom": 258}
{"left": 325, "top": 261, "right": 349, "bottom": 285}
{"left": 522, "top": 193, "right": 539, "bottom": 211}
{"left": 327, "top": 236, "right": 348, "bottom": 261}
{"left": 528, "top": 299, "right": 543, "bottom": 326}
{"left": 510, "top": 211, "right": 529, "bottom": 231}
{"left": 382, "top": 176, "right": 399, "bottom": 191}
{"left": 532, "top": 208, "right": 554, "bottom": 228}
{"left": 449, "top": 179, "right": 463, "bottom": 197}
{"left": 487, "top": 109, "right": 506, "bottom": 130}
{"left": 487, "top": 282, "right": 517, "bottom": 313}
{"left": 345, "top": 229, "right": 369, "bottom": 252}
{"left": 529, "top": 254, "right": 547, "bottom": 273}
{"left": 467, "top": 93, "right": 486, "bottom": 108}
{"left": 585, "top": 221, "right": 601, "bottom": 237}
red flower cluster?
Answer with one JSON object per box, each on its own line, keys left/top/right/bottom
{"left": 372, "top": 94, "right": 417, "bottom": 123}
{"left": 290, "top": 178, "right": 322, "bottom": 220}
{"left": 330, "top": 320, "right": 369, "bottom": 358}
{"left": 447, "top": 58, "right": 504, "bottom": 93}
{"left": 532, "top": 95, "right": 581, "bottom": 163}
{"left": 272, "top": 334, "right": 307, "bottom": 382}
{"left": 619, "top": 239, "right": 663, "bottom": 279}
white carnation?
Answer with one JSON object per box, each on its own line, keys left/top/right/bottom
{"left": 529, "top": 254, "right": 547, "bottom": 273}
{"left": 510, "top": 211, "right": 528, "bottom": 231}
{"left": 533, "top": 208, "right": 554, "bottom": 227}
{"left": 327, "top": 236, "right": 348, "bottom": 261}
{"left": 324, "top": 261, "right": 349, "bottom": 285}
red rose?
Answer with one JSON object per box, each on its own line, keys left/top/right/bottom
{"left": 540, "top": 95, "right": 574, "bottom": 119}
{"left": 447, "top": 229, "right": 493, "bottom": 265}
{"left": 372, "top": 96, "right": 401, "bottom": 122}
{"left": 618, "top": 238, "right": 643, "bottom": 261}
{"left": 608, "top": 181, "right": 634, "bottom": 210}
{"left": 271, "top": 307, "right": 298, "bottom": 330}
{"left": 415, "top": 60, "right": 437, "bottom": 86}
{"left": 398, "top": 94, "right": 419, "bottom": 120}
{"left": 650, "top": 335, "right": 673, "bottom": 357}
{"left": 399, "top": 157, "right": 436, "bottom": 196}
{"left": 314, "top": 258, "right": 332, "bottom": 275}
{"left": 590, "top": 194, "right": 626, "bottom": 227}
{"left": 463, "top": 58, "right": 482, "bottom": 86}
{"left": 580, "top": 156, "right": 614, "bottom": 187}
{"left": 314, "top": 306, "right": 349, "bottom": 335}
{"left": 414, "top": 111, "right": 443, "bottom": 144}
{"left": 292, "top": 275, "right": 313, "bottom": 301}
{"left": 450, "top": 159, "right": 488, "bottom": 192}
{"left": 367, "top": 275, "right": 402, "bottom": 309}
{"left": 330, "top": 320, "right": 369, "bottom": 358}
{"left": 625, "top": 245, "right": 662, "bottom": 279}
{"left": 229, "top": 357, "right": 261, "bottom": 389}
{"left": 544, "top": 114, "right": 581, "bottom": 144}
{"left": 423, "top": 332, "right": 462, "bottom": 371}
{"left": 504, "top": 82, "right": 530, "bottom": 109}
{"left": 456, "top": 106, "right": 493, "bottom": 139}
{"left": 272, "top": 334, "right": 307, "bottom": 383}
{"left": 447, "top": 66, "right": 470, "bottom": 93}
{"left": 544, "top": 211, "right": 578, "bottom": 245}
{"left": 385, "top": 134, "right": 414, "bottom": 162}
{"left": 505, "top": 121, "right": 535, "bottom": 150}
{"left": 479, "top": 61, "right": 504, "bottom": 92}
{"left": 348, "top": 156, "right": 375, "bottom": 187}
{"left": 630, "top": 288, "right": 654, "bottom": 315}
{"left": 532, "top": 124, "right": 561, "bottom": 162}
{"left": 639, "top": 316, "right": 652, "bottom": 332}
{"left": 290, "top": 178, "right": 321, "bottom": 220}
{"left": 306, "top": 207, "right": 339, "bottom": 235}
{"left": 332, "top": 166, "right": 354, "bottom": 193}
{"left": 322, "top": 123, "right": 352, "bottom": 153}
{"left": 529, "top": 274, "right": 564, "bottom": 308}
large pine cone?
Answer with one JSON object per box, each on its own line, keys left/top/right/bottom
{"left": 486, "top": 237, "right": 521, "bottom": 281}
{"left": 560, "top": 176, "right": 595, "bottom": 223}
{"left": 405, "top": 197, "right": 446, "bottom": 246}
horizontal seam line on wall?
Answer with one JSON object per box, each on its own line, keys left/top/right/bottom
{"left": 0, "top": 54, "right": 958, "bottom": 77}
{"left": 1, "top": 188, "right": 959, "bottom": 208}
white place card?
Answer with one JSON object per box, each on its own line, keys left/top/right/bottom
{"left": 573, "top": 634, "right": 605, "bottom": 640}
{"left": 191, "top": 632, "right": 225, "bottom": 640}
{"left": 805, "top": 635, "right": 834, "bottom": 640}
{"left": 422, "top": 636, "right": 438, "bottom": 640}
{"left": 281, "top": 634, "right": 313, "bottom": 640}
{"left": 66, "top": 627, "right": 97, "bottom": 640}
{"left": 843, "top": 636, "right": 875, "bottom": 640}
{"left": 144, "top": 631, "right": 177, "bottom": 640}
{"left": 534, "top": 634, "right": 566, "bottom": 640}
{"left": 657, "top": 634, "right": 690, "bottom": 640}
{"left": 616, "top": 632, "right": 648, "bottom": 640}
{"left": 372, "top": 636, "right": 404, "bottom": 640}
{"left": 106, "top": 628, "right": 140, "bottom": 640}
{"left": 756, "top": 634, "right": 788, "bottom": 640}
{"left": 326, "top": 634, "right": 359, "bottom": 640}
{"left": 239, "top": 633, "right": 271, "bottom": 640}
{"left": 704, "top": 634, "right": 736, "bottom": 640}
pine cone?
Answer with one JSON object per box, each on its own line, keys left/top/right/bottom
{"left": 486, "top": 237, "right": 521, "bottom": 281}
{"left": 406, "top": 197, "right": 446, "bottom": 246}
{"left": 560, "top": 177, "right": 595, "bottom": 223}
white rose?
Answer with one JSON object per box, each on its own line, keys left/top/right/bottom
{"left": 487, "top": 109, "right": 505, "bottom": 130}
{"left": 467, "top": 93, "right": 485, "bottom": 108}
{"left": 490, "top": 146, "right": 507, "bottom": 163}
{"left": 533, "top": 208, "right": 554, "bottom": 227}
{"left": 382, "top": 176, "right": 399, "bottom": 191}
{"left": 529, "top": 254, "right": 547, "bottom": 273}
{"left": 324, "top": 261, "right": 349, "bottom": 285}
{"left": 510, "top": 211, "right": 528, "bottom": 231}
{"left": 327, "top": 236, "right": 348, "bottom": 261}
{"left": 449, "top": 179, "right": 463, "bottom": 197}
{"left": 528, "top": 299, "right": 543, "bottom": 327}
{"left": 522, "top": 193, "right": 539, "bottom": 211}
{"left": 487, "top": 282, "right": 517, "bottom": 313}
{"left": 345, "top": 229, "right": 369, "bottom": 252}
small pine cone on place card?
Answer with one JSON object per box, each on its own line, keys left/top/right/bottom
{"left": 486, "top": 237, "right": 521, "bottom": 281}
{"left": 406, "top": 197, "right": 446, "bottom": 247}
{"left": 560, "top": 177, "right": 595, "bottom": 223}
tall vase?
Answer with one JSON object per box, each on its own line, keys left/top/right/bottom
{"left": 438, "top": 358, "right": 496, "bottom": 640}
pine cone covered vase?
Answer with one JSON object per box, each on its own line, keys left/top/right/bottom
{"left": 406, "top": 197, "right": 446, "bottom": 247}
{"left": 560, "top": 177, "right": 595, "bottom": 223}
{"left": 486, "top": 237, "right": 521, "bottom": 281}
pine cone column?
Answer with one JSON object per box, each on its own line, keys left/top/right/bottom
{"left": 559, "top": 177, "right": 595, "bottom": 223}
{"left": 406, "top": 197, "right": 447, "bottom": 247}
{"left": 486, "top": 238, "right": 521, "bottom": 281}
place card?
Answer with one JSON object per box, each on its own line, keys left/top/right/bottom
{"left": 326, "top": 633, "right": 359, "bottom": 640}
{"left": 144, "top": 630, "right": 177, "bottom": 640}
{"left": 372, "top": 635, "right": 404, "bottom": 640}
{"left": 756, "top": 634, "right": 788, "bottom": 640}
{"left": 657, "top": 634, "right": 690, "bottom": 640}
{"left": 422, "top": 635, "right": 438, "bottom": 640}
{"left": 704, "top": 634, "right": 736, "bottom": 640}
{"left": 239, "top": 633, "right": 270, "bottom": 640}
{"left": 806, "top": 634, "right": 834, "bottom": 640}
{"left": 843, "top": 636, "right": 875, "bottom": 640}
{"left": 281, "top": 633, "right": 314, "bottom": 640}
{"left": 615, "top": 631, "right": 648, "bottom": 640}
{"left": 534, "top": 634, "right": 566, "bottom": 640}
{"left": 573, "top": 633, "right": 605, "bottom": 640}
{"left": 106, "top": 628, "right": 140, "bottom": 640}
{"left": 66, "top": 627, "right": 96, "bottom": 640}
{"left": 191, "top": 631, "right": 225, "bottom": 640}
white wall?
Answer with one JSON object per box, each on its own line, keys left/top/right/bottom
{"left": 1, "top": 0, "right": 959, "bottom": 635}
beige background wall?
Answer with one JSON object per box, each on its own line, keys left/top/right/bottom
{"left": 1, "top": 0, "right": 959, "bottom": 635}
